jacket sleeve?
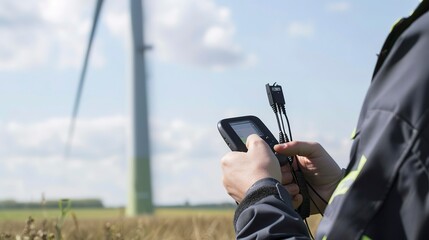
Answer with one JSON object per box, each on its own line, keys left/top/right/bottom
{"left": 234, "top": 178, "right": 310, "bottom": 240}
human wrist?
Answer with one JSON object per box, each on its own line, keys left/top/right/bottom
{"left": 234, "top": 177, "right": 293, "bottom": 227}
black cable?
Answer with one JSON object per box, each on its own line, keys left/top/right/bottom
{"left": 308, "top": 190, "right": 324, "bottom": 217}
{"left": 64, "top": 0, "right": 104, "bottom": 160}
{"left": 272, "top": 105, "right": 286, "bottom": 144}
{"left": 277, "top": 105, "right": 289, "bottom": 142}
{"left": 266, "top": 83, "right": 325, "bottom": 233}
{"left": 305, "top": 179, "right": 328, "bottom": 205}
{"left": 281, "top": 105, "right": 293, "bottom": 141}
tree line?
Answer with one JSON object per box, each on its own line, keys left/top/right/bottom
{"left": 0, "top": 199, "right": 104, "bottom": 209}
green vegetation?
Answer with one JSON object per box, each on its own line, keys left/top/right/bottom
{"left": 0, "top": 207, "right": 235, "bottom": 221}
{"left": 0, "top": 199, "right": 103, "bottom": 210}
{"left": 0, "top": 208, "right": 123, "bottom": 221}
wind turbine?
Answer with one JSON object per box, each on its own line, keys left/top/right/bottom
{"left": 127, "top": 0, "right": 153, "bottom": 215}
{"left": 65, "top": 0, "right": 153, "bottom": 216}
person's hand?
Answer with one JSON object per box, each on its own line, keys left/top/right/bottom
{"left": 221, "top": 134, "right": 282, "bottom": 203}
{"left": 280, "top": 164, "right": 304, "bottom": 210}
{"left": 274, "top": 141, "right": 343, "bottom": 214}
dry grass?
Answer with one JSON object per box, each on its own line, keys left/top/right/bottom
{"left": 0, "top": 210, "right": 235, "bottom": 240}
{"left": 0, "top": 209, "right": 321, "bottom": 239}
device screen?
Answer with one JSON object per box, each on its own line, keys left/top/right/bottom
{"left": 230, "top": 120, "right": 263, "bottom": 143}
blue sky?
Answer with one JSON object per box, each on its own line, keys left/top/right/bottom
{"left": 0, "top": 0, "right": 420, "bottom": 206}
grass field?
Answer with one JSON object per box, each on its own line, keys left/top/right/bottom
{"left": 0, "top": 208, "right": 320, "bottom": 239}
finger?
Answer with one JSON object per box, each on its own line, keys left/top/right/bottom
{"left": 220, "top": 151, "right": 246, "bottom": 168}
{"left": 283, "top": 183, "right": 300, "bottom": 196}
{"left": 245, "top": 134, "right": 264, "bottom": 149}
{"left": 291, "top": 194, "right": 303, "bottom": 210}
{"left": 246, "top": 134, "right": 275, "bottom": 160}
{"left": 281, "top": 171, "right": 294, "bottom": 185}
{"left": 274, "top": 141, "right": 319, "bottom": 157}
{"left": 281, "top": 163, "right": 291, "bottom": 173}
{"left": 280, "top": 158, "right": 299, "bottom": 172}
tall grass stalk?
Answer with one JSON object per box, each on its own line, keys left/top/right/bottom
{"left": 55, "top": 199, "right": 71, "bottom": 240}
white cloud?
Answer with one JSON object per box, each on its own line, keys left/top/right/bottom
{"left": 106, "top": 0, "right": 254, "bottom": 70}
{"left": 0, "top": 0, "right": 104, "bottom": 71}
{"left": 287, "top": 21, "right": 315, "bottom": 38}
{"left": 0, "top": 116, "right": 128, "bottom": 205}
{"left": 0, "top": 114, "right": 352, "bottom": 205}
{"left": 146, "top": 0, "right": 255, "bottom": 70}
{"left": 0, "top": 115, "right": 231, "bottom": 206}
{"left": 150, "top": 118, "right": 229, "bottom": 204}
{"left": 0, "top": 0, "right": 253, "bottom": 71}
{"left": 326, "top": 2, "right": 351, "bottom": 13}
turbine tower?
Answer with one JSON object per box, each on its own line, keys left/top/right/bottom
{"left": 67, "top": 0, "right": 153, "bottom": 215}
{"left": 127, "top": 0, "right": 153, "bottom": 215}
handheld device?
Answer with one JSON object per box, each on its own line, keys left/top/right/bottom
{"left": 217, "top": 83, "right": 312, "bottom": 220}
{"left": 217, "top": 115, "right": 288, "bottom": 166}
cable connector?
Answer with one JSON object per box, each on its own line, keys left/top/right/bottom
{"left": 266, "top": 82, "right": 310, "bottom": 220}
{"left": 266, "top": 83, "right": 285, "bottom": 106}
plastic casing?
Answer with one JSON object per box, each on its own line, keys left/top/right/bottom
{"left": 217, "top": 116, "right": 285, "bottom": 165}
